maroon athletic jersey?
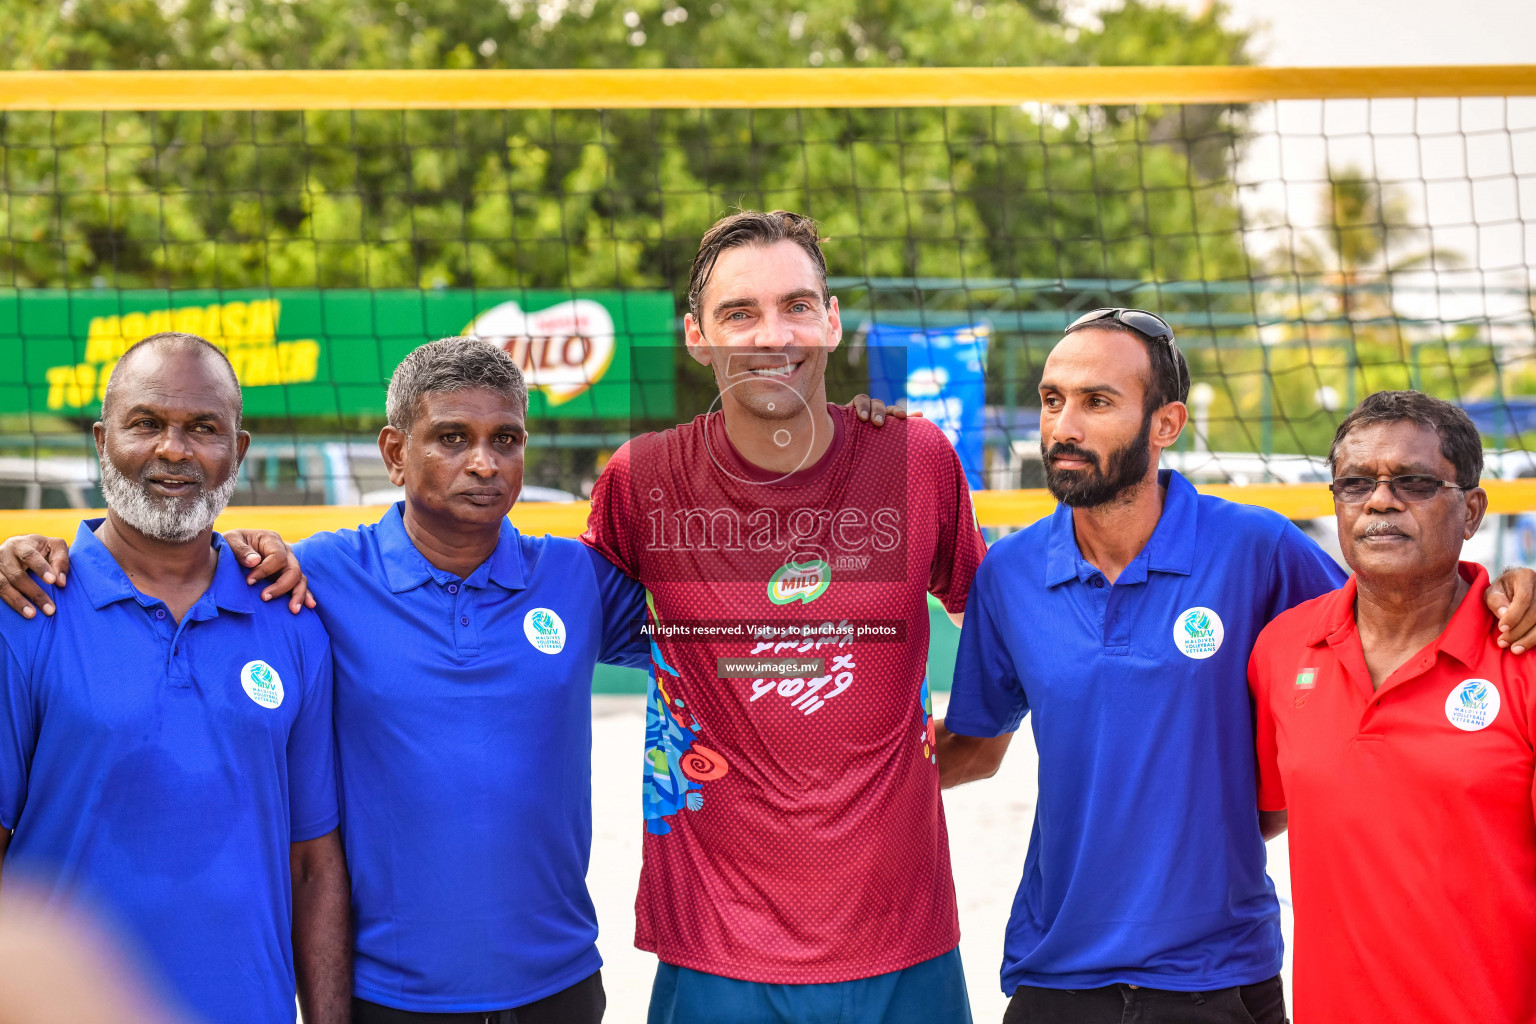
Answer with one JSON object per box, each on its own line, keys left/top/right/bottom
{"left": 582, "top": 404, "right": 987, "bottom": 983}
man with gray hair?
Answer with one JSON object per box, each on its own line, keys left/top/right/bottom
{"left": 1249, "top": 390, "right": 1536, "bottom": 1024}
{"left": 290, "top": 335, "right": 659, "bottom": 1024}
{"left": 262, "top": 335, "right": 653, "bottom": 1023}
{"left": 0, "top": 332, "right": 350, "bottom": 1024}
{"left": 0, "top": 335, "right": 654, "bottom": 1022}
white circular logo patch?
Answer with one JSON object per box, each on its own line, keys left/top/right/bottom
{"left": 240, "top": 659, "right": 284, "bottom": 709}
{"left": 523, "top": 608, "right": 567, "bottom": 654}
{"left": 1173, "top": 607, "right": 1225, "bottom": 660}
{"left": 1445, "top": 678, "right": 1501, "bottom": 732}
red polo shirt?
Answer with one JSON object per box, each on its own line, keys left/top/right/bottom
{"left": 1249, "top": 562, "right": 1536, "bottom": 1024}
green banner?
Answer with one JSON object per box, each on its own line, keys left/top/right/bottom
{"left": 0, "top": 289, "right": 676, "bottom": 419}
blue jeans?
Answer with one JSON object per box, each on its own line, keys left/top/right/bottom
{"left": 647, "top": 947, "right": 973, "bottom": 1024}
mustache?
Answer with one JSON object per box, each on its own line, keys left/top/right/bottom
{"left": 139, "top": 460, "right": 207, "bottom": 485}
{"left": 1360, "top": 520, "right": 1409, "bottom": 538}
{"left": 1044, "top": 442, "right": 1100, "bottom": 470}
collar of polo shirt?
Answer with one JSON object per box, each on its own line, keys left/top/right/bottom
{"left": 1043, "top": 468, "right": 1199, "bottom": 588}
{"left": 374, "top": 502, "right": 528, "bottom": 594}
{"left": 1304, "top": 561, "right": 1490, "bottom": 670}
{"left": 69, "top": 519, "right": 256, "bottom": 618}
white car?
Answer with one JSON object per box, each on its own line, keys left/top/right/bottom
{"left": 0, "top": 457, "right": 103, "bottom": 510}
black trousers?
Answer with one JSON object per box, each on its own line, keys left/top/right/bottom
{"left": 352, "top": 971, "right": 606, "bottom": 1024}
{"left": 1003, "top": 974, "right": 1286, "bottom": 1024}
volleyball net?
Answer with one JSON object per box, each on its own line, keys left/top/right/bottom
{"left": 1, "top": 66, "right": 1534, "bottom": 536}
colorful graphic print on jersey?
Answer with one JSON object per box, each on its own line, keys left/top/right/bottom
{"left": 642, "top": 593, "right": 730, "bottom": 835}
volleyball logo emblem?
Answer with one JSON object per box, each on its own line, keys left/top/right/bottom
{"left": 523, "top": 607, "right": 567, "bottom": 654}
{"left": 1445, "top": 678, "right": 1500, "bottom": 731}
{"left": 1173, "top": 607, "right": 1224, "bottom": 660}
{"left": 240, "top": 659, "right": 284, "bottom": 709}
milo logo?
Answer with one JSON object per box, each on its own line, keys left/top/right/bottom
{"left": 466, "top": 298, "right": 616, "bottom": 406}
{"left": 768, "top": 560, "right": 831, "bottom": 605}
{"left": 240, "top": 659, "right": 285, "bottom": 709}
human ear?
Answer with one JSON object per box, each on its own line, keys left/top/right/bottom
{"left": 378, "top": 425, "right": 408, "bottom": 488}
{"left": 1463, "top": 486, "right": 1488, "bottom": 539}
{"left": 684, "top": 313, "right": 713, "bottom": 368}
{"left": 1153, "top": 401, "right": 1189, "bottom": 450}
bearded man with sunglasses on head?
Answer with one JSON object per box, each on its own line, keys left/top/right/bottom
{"left": 933, "top": 312, "right": 1536, "bottom": 1024}
{"left": 1249, "top": 391, "right": 1536, "bottom": 1024}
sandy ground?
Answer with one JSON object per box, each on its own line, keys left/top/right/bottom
{"left": 589, "top": 694, "right": 1295, "bottom": 1024}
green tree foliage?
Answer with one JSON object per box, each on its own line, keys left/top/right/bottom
{"left": 0, "top": 0, "right": 1254, "bottom": 301}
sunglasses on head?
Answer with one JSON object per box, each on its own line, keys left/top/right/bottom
{"left": 1328, "top": 475, "right": 1464, "bottom": 504}
{"left": 1068, "top": 307, "right": 1176, "bottom": 345}
{"left": 1067, "top": 307, "right": 1189, "bottom": 397}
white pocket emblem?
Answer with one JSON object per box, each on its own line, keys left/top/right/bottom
{"left": 1445, "top": 678, "right": 1500, "bottom": 732}
{"left": 524, "top": 608, "right": 567, "bottom": 654}
{"left": 240, "top": 659, "right": 284, "bottom": 709}
{"left": 1173, "top": 607, "right": 1224, "bottom": 660}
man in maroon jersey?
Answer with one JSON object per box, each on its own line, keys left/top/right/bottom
{"left": 582, "top": 210, "right": 986, "bottom": 1023}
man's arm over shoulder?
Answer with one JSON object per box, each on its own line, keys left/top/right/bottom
{"left": 0, "top": 534, "right": 70, "bottom": 619}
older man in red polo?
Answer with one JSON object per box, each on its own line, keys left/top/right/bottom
{"left": 1249, "top": 389, "right": 1536, "bottom": 1024}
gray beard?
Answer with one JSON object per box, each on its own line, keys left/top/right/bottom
{"left": 99, "top": 455, "right": 239, "bottom": 543}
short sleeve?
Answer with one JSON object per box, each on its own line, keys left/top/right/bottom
{"left": 586, "top": 545, "right": 650, "bottom": 669}
{"left": 286, "top": 629, "right": 339, "bottom": 842}
{"left": 0, "top": 638, "right": 36, "bottom": 831}
{"left": 581, "top": 443, "right": 640, "bottom": 579}
{"left": 922, "top": 425, "right": 988, "bottom": 613}
{"left": 1266, "top": 521, "right": 1347, "bottom": 621}
{"left": 941, "top": 555, "right": 1027, "bottom": 738}
{"left": 1249, "top": 639, "right": 1286, "bottom": 813}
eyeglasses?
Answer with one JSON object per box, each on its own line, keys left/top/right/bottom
{"left": 1068, "top": 307, "right": 1176, "bottom": 345}
{"left": 1067, "top": 307, "right": 1189, "bottom": 396}
{"left": 1328, "top": 475, "right": 1464, "bottom": 504}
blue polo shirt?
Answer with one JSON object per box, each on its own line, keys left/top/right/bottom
{"left": 945, "top": 470, "right": 1345, "bottom": 994}
{"left": 0, "top": 521, "right": 337, "bottom": 1024}
{"left": 295, "top": 504, "right": 649, "bottom": 1013}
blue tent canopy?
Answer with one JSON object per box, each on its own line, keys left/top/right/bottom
{"left": 1459, "top": 399, "right": 1536, "bottom": 440}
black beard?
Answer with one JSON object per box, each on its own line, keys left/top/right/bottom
{"left": 1041, "top": 416, "right": 1153, "bottom": 508}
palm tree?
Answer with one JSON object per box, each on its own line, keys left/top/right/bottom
{"left": 1297, "top": 166, "right": 1453, "bottom": 324}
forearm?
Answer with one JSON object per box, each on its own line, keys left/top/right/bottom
{"left": 291, "top": 831, "right": 350, "bottom": 1024}
{"left": 935, "top": 721, "right": 1011, "bottom": 790}
{"left": 1259, "top": 809, "right": 1288, "bottom": 842}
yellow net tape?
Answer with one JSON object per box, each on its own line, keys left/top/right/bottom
{"left": 0, "top": 65, "right": 1533, "bottom": 111}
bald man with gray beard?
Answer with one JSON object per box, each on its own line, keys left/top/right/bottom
{"left": 0, "top": 332, "right": 349, "bottom": 1024}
